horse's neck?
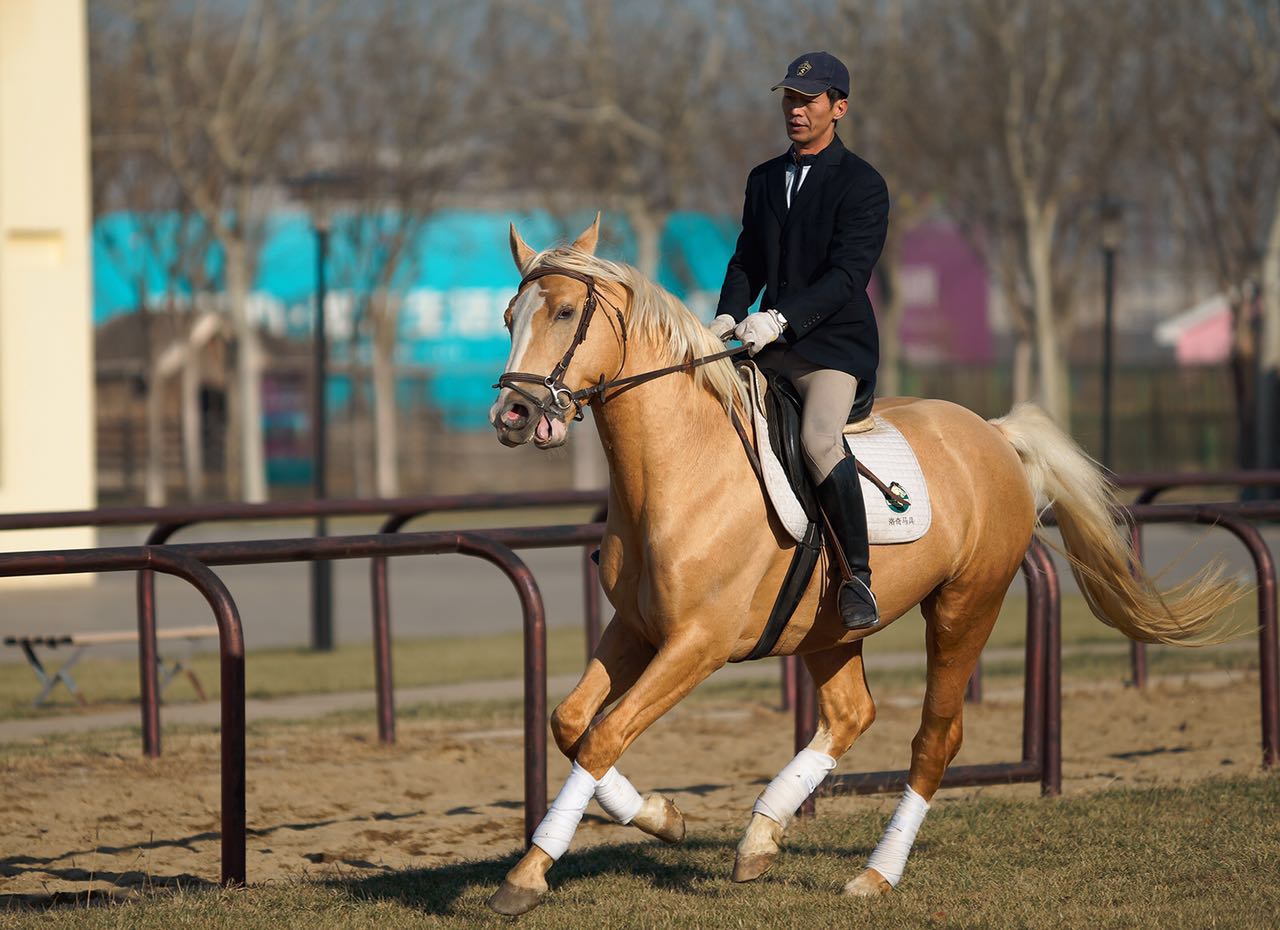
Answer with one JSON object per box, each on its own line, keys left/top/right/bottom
{"left": 591, "top": 348, "right": 743, "bottom": 529}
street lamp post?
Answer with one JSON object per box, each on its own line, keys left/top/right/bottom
{"left": 1099, "top": 198, "right": 1124, "bottom": 470}
{"left": 311, "top": 212, "right": 333, "bottom": 651}
{"left": 286, "top": 171, "right": 354, "bottom": 652}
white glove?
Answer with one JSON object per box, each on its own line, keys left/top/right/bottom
{"left": 734, "top": 309, "right": 786, "bottom": 356}
{"left": 707, "top": 314, "right": 737, "bottom": 340}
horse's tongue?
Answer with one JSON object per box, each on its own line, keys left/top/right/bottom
{"left": 535, "top": 416, "right": 552, "bottom": 442}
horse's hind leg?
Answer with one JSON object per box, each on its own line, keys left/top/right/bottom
{"left": 489, "top": 631, "right": 724, "bottom": 915}
{"left": 734, "top": 641, "right": 875, "bottom": 882}
{"left": 844, "top": 582, "right": 1003, "bottom": 897}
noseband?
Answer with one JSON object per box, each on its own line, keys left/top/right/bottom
{"left": 495, "top": 264, "right": 748, "bottom": 424}
{"left": 495, "top": 266, "right": 628, "bottom": 422}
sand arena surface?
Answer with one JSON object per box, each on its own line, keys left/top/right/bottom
{"left": 0, "top": 670, "right": 1264, "bottom": 903}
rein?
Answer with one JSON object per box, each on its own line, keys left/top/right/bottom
{"left": 495, "top": 265, "right": 748, "bottom": 422}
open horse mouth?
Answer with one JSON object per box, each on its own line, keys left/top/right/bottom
{"left": 492, "top": 396, "right": 568, "bottom": 448}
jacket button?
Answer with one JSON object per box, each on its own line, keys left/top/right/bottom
{"left": 780, "top": 279, "right": 788, "bottom": 287}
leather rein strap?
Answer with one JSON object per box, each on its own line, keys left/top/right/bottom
{"left": 495, "top": 265, "right": 748, "bottom": 421}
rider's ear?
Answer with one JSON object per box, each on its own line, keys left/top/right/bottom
{"left": 509, "top": 223, "right": 537, "bottom": 274}
{"left": 570, "top": 212, "right": 602, "bottom": 256}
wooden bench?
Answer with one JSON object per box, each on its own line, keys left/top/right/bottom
{"left": 3, "top": 626, "right": 219, "bottom": 707}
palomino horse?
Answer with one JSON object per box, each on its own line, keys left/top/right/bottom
{"left": 486, "top": 216, "right": 1243, "bottom": 915}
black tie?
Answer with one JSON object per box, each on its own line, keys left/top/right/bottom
{"left": 789, "top": 152, "right": 815, "bottom": 210}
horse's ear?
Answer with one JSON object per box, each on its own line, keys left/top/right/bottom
{"left": 570, "top": 212, "right": 602, "bottom": 256}
{"left": 509, "top": 223, "right": 537, "bottom": 274}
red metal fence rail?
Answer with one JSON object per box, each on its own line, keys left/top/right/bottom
{"left": 795, "top": 537, "right": 1062, "bottom": 816}
{"left": 0, "top": 490, "right": 609, "bottom": 757}
{"left": 1111, "top": 472, "right": 1280, "bottom": 689}
{"left": 0, "top": 546, "right": 248, "bottom": 886}
{"left": 0, "top": 529, "right": 556, "bottom": 887}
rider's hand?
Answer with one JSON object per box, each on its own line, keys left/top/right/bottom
{"left": 734, "top": 309, "right": 786, "bottom": 356}
{"left": 707, "top": 314, "right": 737, "bottom": 341}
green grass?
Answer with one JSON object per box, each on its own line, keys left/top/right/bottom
{"left": 0, "top": 626, "right": 593, "bottom": 719}
{"left": 3, "top": 775, "right": 1276, "bottom": 928}
{"left": 0, "top": 589, "right": 1259, "bottom": 722}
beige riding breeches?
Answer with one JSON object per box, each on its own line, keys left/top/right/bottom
{"left": 755, "top": 344, "right": 858, "bottom": 484}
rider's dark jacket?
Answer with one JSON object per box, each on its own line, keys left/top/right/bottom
{"left": 716, "top": 134, "right": 889, "bottom": 384}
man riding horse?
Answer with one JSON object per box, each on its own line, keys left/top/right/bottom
{"left": 709, "top": 51, "right": 890, "bottom": 632}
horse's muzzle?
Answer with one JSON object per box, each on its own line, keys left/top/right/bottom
{"left": 491, "top": 392, "right": 568, "bottom": 449}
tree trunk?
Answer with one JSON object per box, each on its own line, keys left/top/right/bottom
{"left": 371, "top": 291, "right": 400, "bottom": 499}
{"left": 629, "top": 203, "right": 664, "bottom": 280}
{"left": 875, "top": 238, "right": 904, "bottom": 397}
{"left": 1026, "top": 206, "right": 1067, "bottom": 424}
{"left": 1013, "top": 330, "right": 1034, "bottom": 406}
{"left": 224, "top": 237, "right": 268, "bottom": 502}
{"left": 144, "top": 360, "right": 167, "bottom": 506}
{"left": 1258, "top": 185, "right": 1280, "bottom": 472}
{"left": 181, "top": 340, "right": 204, "bottom": 502}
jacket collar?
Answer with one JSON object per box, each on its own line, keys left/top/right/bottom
{"left": 789, "top": 132, "right": 845, "bottom": 167}
{"left": 780, "top": 133, "right": 843, "bottom": 226}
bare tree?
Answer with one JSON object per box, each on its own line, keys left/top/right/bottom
{"left": 490, "top": 0, "right": 740, "bottom": 276}
{"left": 92, "top": 22, "right": 224, "bottom": 504}
{"left": 131, "top": 0, "right": 335, "bottom": 502}
{"left": 317, "top": 2, "right": 474, "bottom": 498}
{"left": 1228, "top": 0, "right": 1280, "bottom": 471}
{"left": 903, "top": 0, "right": 1139, "bottom": 423}
{"left": 1148, "top": 0, "right": 1280, "bottom": 469}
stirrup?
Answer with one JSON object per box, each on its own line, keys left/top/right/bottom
{"left": 838, "top": 575, "right": 879, "bottom": 631}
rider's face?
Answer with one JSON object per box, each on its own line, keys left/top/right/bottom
{"left": 780, "top": 89, "right": 847, "bottom": 152}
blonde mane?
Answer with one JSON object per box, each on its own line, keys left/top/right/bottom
{"left": 524, "top": 245, "right": 747, "bottom": 413}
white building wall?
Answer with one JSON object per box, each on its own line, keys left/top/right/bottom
{"left": 0, "top": 0, "right": 96, "bottom": 575}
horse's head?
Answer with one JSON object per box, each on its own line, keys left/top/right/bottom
{"left": 490, "top": 214, "right": 628, "bottom": 449}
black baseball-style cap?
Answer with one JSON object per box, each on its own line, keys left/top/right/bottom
{"left": 771, "top": 51, "right": 850, "bottom": 97}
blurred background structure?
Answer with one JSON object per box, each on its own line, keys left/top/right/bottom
{"left": 9, "top": 0, "right": 1280, "bottom": 507}
{"left": 0, "top": 0, "right": 96, "bottom": 561}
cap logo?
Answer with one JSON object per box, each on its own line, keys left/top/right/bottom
{"left": 796, "top": 60, "right": 812, "bottom": 75}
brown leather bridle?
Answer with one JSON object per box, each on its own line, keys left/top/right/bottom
{"left": 494, "top": 265, "right": 747, "bottom": 423}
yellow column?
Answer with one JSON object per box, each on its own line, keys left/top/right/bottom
{"left": 0, "top": 0, "right": 97, "bottom": 577}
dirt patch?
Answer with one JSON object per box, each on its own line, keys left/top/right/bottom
{"left": 0, "top": 670, "right": 1264, "bottom": 903}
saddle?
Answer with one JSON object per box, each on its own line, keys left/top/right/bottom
{"left": 732, "top": 362, "right": 928, "bottom": 661}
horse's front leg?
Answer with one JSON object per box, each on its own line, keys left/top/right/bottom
{"left": 734, "top": 641, "right": 875, "bottom": 882}
{"left": 488, "top": 631, "right": 724, "bottom": 915}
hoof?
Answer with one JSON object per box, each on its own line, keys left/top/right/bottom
{"left": 631, "top": 794, "right": 686, "bottom": 844}
{"left": 842, "top": 868, "right": 892, "bottom": 897}
{"left": 731, "top": 851, "right": 777, "bottom": 883}
{"left": 487, "top": 879, "right": 546, "bottom": 916}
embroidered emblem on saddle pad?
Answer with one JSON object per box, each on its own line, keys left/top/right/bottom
{"left": 842, "top": 415, "right": 931, "bottom": 543}
{"left": 739, "top": 364, "right": 932, "bottom": 545}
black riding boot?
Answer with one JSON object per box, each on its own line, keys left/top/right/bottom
{"left": 815, "top": 455, "right": 879, "bottom": 631}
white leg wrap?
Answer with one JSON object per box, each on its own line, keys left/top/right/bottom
{"left": 594, "top": 766, "right": 644, "bottom": 824}
{"left": 530, "top": 761, "right": 597, "bottom": 861}
{"left": 865, "top": 786, "right": 930, "bottom": 887}
{"left": 752, "top": 749, "right": 837, "bottom": 825}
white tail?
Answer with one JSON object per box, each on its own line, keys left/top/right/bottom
{"left": 991, "top": 403, "right": 1247, "bottom": 646}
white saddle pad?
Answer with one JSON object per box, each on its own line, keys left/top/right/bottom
{"left": 844, "top": 416, "right": 932, "bottom": 544}
{"left": 739, "top": 365, "right": 931, "bottom": 545}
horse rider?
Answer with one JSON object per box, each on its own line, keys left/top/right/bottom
{"left": 709, "top": 51, "right": 890, "bottom": 631}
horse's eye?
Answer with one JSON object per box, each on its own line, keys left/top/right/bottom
{"left": 556, "top": 305, "right": 575, "bottom": 321}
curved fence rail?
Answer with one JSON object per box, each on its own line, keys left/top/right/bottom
{"left": 796, "top": 537, "right": 1062, "bottom": 815}
{"left": 1039, "top": 502, "right": 1278, "bottom": 769}
{"left": 0, "top": 530, "right": 551, "bottom": 887}
{"left": 1115, "top": 472, "right": 1280, "bottom": 689}
{"left": 0, "top": 490, "right": 610, "bottom": 757}
{"left": 0, "top": 546, "right": 248, "bottom": 886}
